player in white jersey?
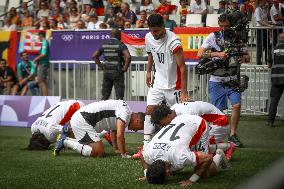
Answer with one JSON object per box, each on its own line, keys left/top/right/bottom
{"left": 27, "top": 100, "right": 84, "bottom": 150}
{"left": 133, "top": 13, "right": 190, "bottom": 159}
{"left": 140, "top": 115, "right": 228, "bottom": 186}
{"left": 151, "top": 102, "right": 236, "bottom": 160}
{"left": 54, "top": 100, "right": 145, "bottom": 158}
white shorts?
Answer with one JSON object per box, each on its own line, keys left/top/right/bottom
{"left": 209, "top": 124, "right": 229, "bottom": 144}
{"left": 31, "top": 119, "right": 62, "bottom": 143}
{"left": 70, "top": 114, "right": 101, "bottom": 144}
{"left": 147, "top": 87, "right": 180, "bottom": 106}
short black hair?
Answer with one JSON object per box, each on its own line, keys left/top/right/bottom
{"left": 27, "top": 132, "right": 50, "bottom": 150}
{"left": 147, "top": 14, "right": 164, "bottom": 28}
{"left": 150, "top": 103, "right": 172, "bottom": 125}
{"left": 20, "top": 51, "right": 27, "bottom": 57}
{"left": 147, "top": 160, "right": 167, "bottom": 184}
{"left": 38, "top": 31, "right": 46, "bottom": 38}
{"left": 111, "top": 28, "right": 121, "bottom": 40}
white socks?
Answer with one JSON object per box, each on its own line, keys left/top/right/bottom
{"left": 213, "top": 153, "right": 222, "bottom": 168}
{"left": 210, "top": 143, "right": 230, "bottom": 153}
{"left": 64, "top": 138, "right": 92, "bottom": 156}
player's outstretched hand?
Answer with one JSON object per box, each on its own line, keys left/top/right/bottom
{"left": 179, "top": 180, "right": 194, "bottom": 187}
{"left": 137, "top": 176, "right": 147, "bottom": 181}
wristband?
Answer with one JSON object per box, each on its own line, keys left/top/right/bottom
{"left": 144, "top": 169, "right": 147, "bottom": 177}
{"left": 189, "top": 173, "right": 200, "bottom": 183}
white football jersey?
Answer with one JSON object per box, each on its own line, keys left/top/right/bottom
{"left": 72, "top": 100, "right": 131, "bottom": 133}
{"left": 31, "top": 100, "right": 84, "bottom": 141}
{"left": 171, "top": 101, "right": 229, "bottom": 127}
{"left": 143, "top": 115, "right": 209, "bottom": 171}
{"left": 145, "top": 30, "right": 182, "bottom": 90}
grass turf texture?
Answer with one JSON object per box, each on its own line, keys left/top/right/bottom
{"left": 0, "top": 116, "right": 283, "bottom": 189}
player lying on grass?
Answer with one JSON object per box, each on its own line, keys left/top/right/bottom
{"left": 27, "top": 100, "right": 84, "bottom": 150}
{"left": 54, "top": 100, "right": 145, "bottom": 158}
{"left": 139, "top": 114, "right": 228, "bottom": 186}
{"left": 150, "top": 101, "right": 236, "bottom": 160}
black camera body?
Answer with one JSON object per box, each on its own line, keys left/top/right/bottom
{"left": 196, "top": 12, "right": 250, "bottom": 92}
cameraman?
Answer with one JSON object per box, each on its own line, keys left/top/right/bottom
{"left": 197, "top": 13, "right": 250, "bottom": 147}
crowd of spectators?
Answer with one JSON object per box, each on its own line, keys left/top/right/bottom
{"left": 1, "top": 0, "right": 284, "bottom": 31}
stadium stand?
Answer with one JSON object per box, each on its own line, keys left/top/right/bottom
{"left": 185, "top": 14, "right": 203, "bottom": 27}
{"left": 206, "top": 13, "right": 220, "bottom": 27}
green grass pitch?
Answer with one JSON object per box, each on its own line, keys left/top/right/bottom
{"left": 0, "top": 116, "right": 283, "bottom": 189}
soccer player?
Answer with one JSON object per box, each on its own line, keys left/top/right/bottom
{"left": 27, "top": 100, "right": 85, "bottom": 150}
{"left": 151, "top": 102, "right": 236, "bottom": 160}
{"left": 54, "top": 100, "right": 145, "bottom": 158}
{"left": 140, "top": 115, "right": 228, "bottom": 186}
{"left": 133, "top": 13, "right": 190, "bottom": 159}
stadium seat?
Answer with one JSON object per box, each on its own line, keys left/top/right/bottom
{"left": 206, "top": 13, "right": 220, "bottom": 27}
{"left": 185, "top": 14, "right": 203, "bottom": 27}
{"left": 169, "top": 14, "right": 180, "bottom": 26}
{"left": 98, "top": 16, "right": 104, "bottom": 22}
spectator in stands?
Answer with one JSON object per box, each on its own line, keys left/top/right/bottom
{"left": 39, "top": 18, "right": 50, "bottom": 30}
{"left": 118, "top": 2, "right": 138, "bottom": 25}
{"left": 155, "top": 0, "right": 177, "bottom": 15}
{"left": 124, "top": 21, "right": 132, "bottom": 28}
{"left": 21, "top": 11, "right": 34, "bottom": 29}
{"left": 82, "top": 0, "right": 97, "bottom": 17}
{"left": 190, "top": 0, "right": 208, "bottom": 26}
{"left": 254, "top": 0, "right": 274, "bottom": 65}
{"left": 37, "top": 1, "right": 50, "bottom": 20}
{"left": 68, "top": 7, "right": 81, "bottom": 29}
{"left": 104, "top": 7, "right": 116, "bottom": 28}
{"left": 270, "top": 0, "right": 284, "bottom": 46}
{"left": 266, "top": 32, "right": 284, "bottom": 127}
{"left": 76, "top": 19, "right": 87, "bottom": 29}
{"left": 240, "top": 0, "right": 255, "bottom": 21}
{"left": 136, "top": 10, "right": 149, "bottom": 28}
{"left": 218, "top": 0, "right": 227, "bottom": 14}
{"left": 229, "top": 0, "right": 240, "bottom": 13}
{"left": 49, "top": 19, "right": 59, "bottom": 30}
{"left": 19, "top": 2, "right": 33, "bottom": 19}
{"left": 86, "top": 15, "right": 103, "bottom": 29}
{"left": 8, "top": 7, "right": 21, "bottom": 26}
{"left": 113, "top": 15, "right": 125, "bottom": 29}
{"left": 92, "top": 29, "right": 131, "bottom": 100}
{"left": 140, "top": 0, "right": 155, "bottom": 15}
{"left": 163, "top": 12, "right": 177, "bottom": 31}
{"left": 109, "top": 0, "right": 122, "bottom": 13}
{"left": 178, "top": 0, "right": 189, "bottom": 26}
{"left": 99, "top": 22, "right": 108, "bottom": 29}
{"left": 93, "top": 0, "right": 105, "bottom": 16}
{"left": 3, "top": 18, "right": 17, "bottom": 31}
{"left": 28, "top": 76, "right": 39, "bottom": 96}
{"left": 51, "top": 0, "right": 63, "bottom": 13}
{"left": 0, "top": 58, "right": 17, "bottom": 95}
{"left": 12, "top": 52, "right": 36, "bottom": 96}
{"left": 33, "top": 31, "right": 50, "bottom": 96}
{"left": 130, "top": 0, "right": 140, "bottom": 15}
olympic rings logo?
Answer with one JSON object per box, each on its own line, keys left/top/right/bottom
{"left": 61, "top": 34, "right": 74, "bottom": 41}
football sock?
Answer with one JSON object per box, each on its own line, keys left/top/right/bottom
{"left": 64, "top": 139, "right": 92, "bottom": 156}
{"left": 210, "top": 143, "right": 230, "bottom": 153}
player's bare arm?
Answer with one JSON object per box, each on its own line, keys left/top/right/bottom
{"left": 179, "top": 152, "right": 213, "bottom": 187}
{"left": 146, "top": 53, "right": 154, "bottom": 88}
{"left": 110, "top": 130, "right": 120, "bottom": 154}
{"left": 174, "top": 48, "right": 190, "bottom": 102}
{"left": 138, "top": 155, "right": 149, "bottom": 181}
{"left": 116, "top": 119, "right": 127, "bottom": 157}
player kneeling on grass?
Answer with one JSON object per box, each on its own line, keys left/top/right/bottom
{"left": 139, "top": 115, "right": 228, "bottom": 186}
{"left": 54, "top": 100, "right": 145, "bottom": 158}
{"left": 151, "top": 102, "right": 236, "bottom": 160}
{"left": 27, "top": 100, "right": 84, "bottom": 150}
